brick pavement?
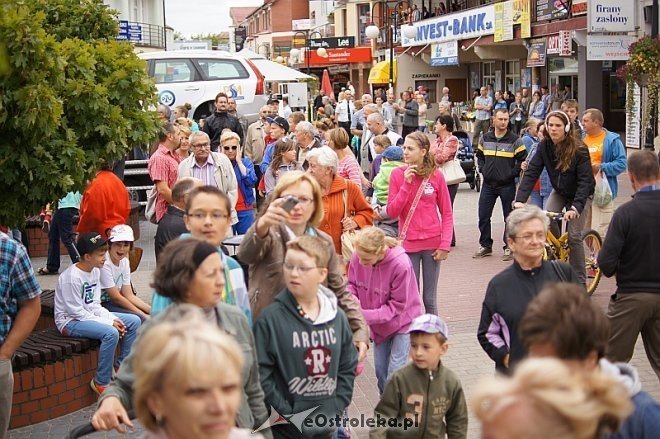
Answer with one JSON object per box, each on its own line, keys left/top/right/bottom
{"left": 12, "top": 173, "right": 659, "bottom": 438}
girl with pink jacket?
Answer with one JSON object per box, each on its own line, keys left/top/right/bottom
{"left": 387, "top": 131, "right": 454, "bottom": 315}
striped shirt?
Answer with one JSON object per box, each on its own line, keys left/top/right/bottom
{"left": 0, "top": 233, "right": 41, "bottom": 344}
{"left": 338, "top": 155, "right": 363, "bottom": 188}
{"left": 191, "top": 154, "right": 218, "bottom": 188}
{"left": 148, "top": 145, "right": 180, "bottom": 222}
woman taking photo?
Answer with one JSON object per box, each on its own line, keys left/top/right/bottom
{"left": 133, "top": 310, "right": 264, "bottom": 439}
{"left": 91, "top": 239, "right": 271, "bottom": 437}
{"left": 514, "top": 110, "right": 595, "bottom": 284}
{"left": 306, "top": 147, "right": 373, "bottom": 255}
{"left": 264, "top": 138, "right": 302, "bottom": 195}
{"left": 387, "top": 132, "right": 454, "bottom": 315}
{"left": 431, "top": 114, "right": 459, "bottom": 246}
{"left": 237, "top": 171, "right": 369, "bottom": 360}
{"left": 347, "top": 227, "right": 422, "bottom": 394}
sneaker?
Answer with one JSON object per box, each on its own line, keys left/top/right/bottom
{"left": 502, "top": 247, "right": 513, "bottom": 261}
{"left": 472, "top": 246, "right": 493, "bottom": 258}
{"left": 90, "top": 379, "right": 107, "bottom": 396}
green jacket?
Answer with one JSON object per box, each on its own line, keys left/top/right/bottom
{"left": 370, "top": 362, "right": 468, "bottom": 439}
{"left": 253, "top": 286, "right": 358, "bottom": 438}
{"left": 373, "top": 160, "right": 404, "bottom": 205}
{"left": 99, "top": 303, "right": 272, "bottom": 438}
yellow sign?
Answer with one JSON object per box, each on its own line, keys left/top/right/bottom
{"left": 494, "top": 2, "right": 505, "bottom": 42}
{"left": 513, "top": 0, "right": 531, "bottom": 39}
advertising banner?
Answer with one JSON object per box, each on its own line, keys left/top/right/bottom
{"left": 402, "top": 5, "right": 495, "bottom": 47}
{"left": 588, "top": 0, "right": 635, "bottom": 33}
{"left": 527, "top": 39, "right": 547, "bottom": 67}
{"left": 430, "top": 41, "right": 459, "bottom": 66}
{"left": 586, "top": 34, "right": 636, "bottom": 61}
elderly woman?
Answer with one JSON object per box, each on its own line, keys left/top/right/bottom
{"left": 133, "top": 308, "right": 263, "bottom": 439}
{"left": 237, "top": 171, "right": 369, "bottom": 361}
{"left": 477, "top": 205, "right": 580, "bottom": 374}
{"left": 91, "top": 239, "right": 271, "bottom": 437}
{"left": 306, "top": 146, "right": 373, "bottom": 254}
{"left": 176, "top": 126, "right": 192, "bottom": 161}
{"left": 472, "top": 358, "right": 632, "bottom": 439}
{"left": 438, "top": 101, "right": 462, "bottom": 132}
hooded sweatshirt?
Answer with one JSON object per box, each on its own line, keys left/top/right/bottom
{"left": 599, "top": 359, "right": 660, "bottom": 439}
{"left": 347, "top": 246, "right": 423, "bottom": 344}
{"left": 373, "top": 160, "right": 405, "bottom": 205}
{"left": 371, "top": 362, "right": 468, "bottom": 438}
{"left": 253, "top": 286, "right": 358, "bottom": 438}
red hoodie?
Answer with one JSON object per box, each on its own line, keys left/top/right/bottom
{"left": 77, "top": 170, "right": 130, "bottom": 237}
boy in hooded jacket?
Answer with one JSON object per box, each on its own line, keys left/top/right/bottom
{"left": 253, "top": 235, "right": 358, "bottom": 438}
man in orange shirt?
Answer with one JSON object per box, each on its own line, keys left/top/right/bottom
{"left": 77, "top": 164, "right": 131, "bottom": 237}
{"left": 582, "top": 109, "right": 627, "bottom": 237}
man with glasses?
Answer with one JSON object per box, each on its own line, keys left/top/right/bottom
{"left": 148, "top": 122, "right": 182, "bottom": 223}
{"left": 178, "top": 131, "right": 239, "bottom": 226}
{"left": 202, "top": 92, "right": 244, "bottom": 151}
{"left": 221, "top": 131, "right": 257, "bottom": 234}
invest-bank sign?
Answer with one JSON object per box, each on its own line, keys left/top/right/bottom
{"left": 402, "top": 5, "right": 495, "bottom": 47}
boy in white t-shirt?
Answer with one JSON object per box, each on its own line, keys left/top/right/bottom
{"left": 54, "top": 232, "right": 141, "bottom": 396}
{"left": 99, "top": 225, "right": 150, "bottom": 322}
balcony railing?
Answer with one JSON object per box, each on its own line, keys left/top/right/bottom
{"left": 117, "top": 21, "right": 165, "bottom": 49}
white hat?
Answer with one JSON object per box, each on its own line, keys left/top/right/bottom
{"left": 108, "top": 224, "right": 134, "bottom": 242}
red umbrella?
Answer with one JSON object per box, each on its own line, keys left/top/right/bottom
{"left": 321, "top": 69, "right": 335, "bottom": 103}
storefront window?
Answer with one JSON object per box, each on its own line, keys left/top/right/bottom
{"left": 357, "top": 3, "right": 370, "bottom": 46}
{"left": 415, "top": 80, "right": 437, "bottom": 103}
{"left": 505, "top": 60, "right": 520, "bottom": 94}
{"left": 483, "top": 62, "right": 495, "bottom": 89}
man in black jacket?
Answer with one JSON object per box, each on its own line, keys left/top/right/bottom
{"left": 202, "top": 92, "right": 244, "bottom": 151}
{"left": 154, "top": 177, "right": 201, "bottom": 262}
{"left": 477, "top": 205, "right": 579, "bottom": 374}
{"left": 474, "top": 108, "right": 527, "bottom": 260}
{"left": 598, "top": 150, "right": 660, "bottom": 380}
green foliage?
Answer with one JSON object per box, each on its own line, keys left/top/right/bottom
{"left": 0, "top": 0, "right": 160, "bottom": 227}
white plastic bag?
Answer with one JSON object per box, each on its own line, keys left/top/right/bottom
{"left": 594, "top": 171, "right": 613, "bottom": 208}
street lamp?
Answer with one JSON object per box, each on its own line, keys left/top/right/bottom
{"left": 366, "top": 1, "right": 416, "bottom": 93}
{"left": 256, "top": 42, "right": 270, "bottom": 59}
{"left": 291, "top": 30, "right": 325, "bottom": 75}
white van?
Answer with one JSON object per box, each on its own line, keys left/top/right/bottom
{"left": 139, "top": 50, "right": 268, "bottom": 123}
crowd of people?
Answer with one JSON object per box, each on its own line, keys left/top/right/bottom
{"left": 1, "top": 78, "right": 659, "bottom": 439}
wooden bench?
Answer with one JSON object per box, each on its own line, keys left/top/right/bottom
{"left": 9, "top": 290, "right": 102, "bottom": 429}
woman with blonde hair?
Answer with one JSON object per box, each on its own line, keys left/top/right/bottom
{"left": 264, "top": 138, "right": 301, "bottom": 195}
{"left": 327, "top": 127, "right": 364, "bottom": 188}
{"left": 347, "top": 227, "right": 422, "bottom": 394}
{"left": 472, "top": 357, "right": 632, "bottom": 439}
{"left": 387, "top": 131, "right": 453, "bottom": 315}
{"left": 314, "top": 118, "right": 334, "bottom": 146}
{"left": 133, "top": 307, "right": 263, "bottom": 438}
{"left": 416, "top": 93, "right": 428, "bottom": 132}
{"left": 237, "top": 171, "right": 370, "bottom": 360}
{"left": 176, "top": 126, "right": 192, "bottom": 160}
{"left": 514, "top": 110, "right": 595, "bottom": 284}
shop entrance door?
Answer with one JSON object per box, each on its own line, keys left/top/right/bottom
{"left": 445, "top": 78, "right": 467, "bottom": 103}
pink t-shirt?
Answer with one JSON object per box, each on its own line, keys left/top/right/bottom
{"left": 148, "top": 145, "right": 180, "bottom": 222}
{"left": 337, "top": 155, "right": 363, "bottom": 188}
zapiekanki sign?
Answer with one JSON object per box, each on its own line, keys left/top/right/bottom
{"left": 402, "top": 5, "right": 495, "bottom": 47}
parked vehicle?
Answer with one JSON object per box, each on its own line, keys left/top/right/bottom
{"left": 138, "top": 50, "right": 268, "bottom": 124}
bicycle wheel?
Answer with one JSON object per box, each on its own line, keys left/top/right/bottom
{"left": 583, "top": 230, "right": 602, "bottom": 296}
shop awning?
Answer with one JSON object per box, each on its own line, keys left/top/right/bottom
{"left": 368, "top": 60, "right": 397, "bottom": 84}
{"left": 250, "top": 58, "right": 312, "bottom": 82}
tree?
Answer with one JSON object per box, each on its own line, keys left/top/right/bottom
{"left": 0, "top": 0, "right": 160, "bottom": 227}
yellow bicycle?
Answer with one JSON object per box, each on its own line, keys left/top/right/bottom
{"left": 544, "top": 211, "right": 603, "bottom": 295}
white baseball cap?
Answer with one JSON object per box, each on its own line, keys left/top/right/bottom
{"left": 108, "top": 224, "right": 134, "bottom": 242}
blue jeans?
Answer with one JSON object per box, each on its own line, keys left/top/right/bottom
{"left": 478, "top": 183, "right": 516, "bottom": 249}
{"left": 102, "top": 301, "right": 147, "bottom": 323}
{"left": 374, "top": 333, "right": 411, "bottom": 394}
{"left": 529, "top": 190, "right": 549, "bottom": 209}
{"left": 232, "top": 209, "right": 255, "bottom": 235}
{"left": 46, "top": 207, "right": 79, "bottom": 271}
{"left": 62, "top": 313, "right": 141, "bottom": 385}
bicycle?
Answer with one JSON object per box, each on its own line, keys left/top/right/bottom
{"left": 544, "top": 211, "right": 603, "bottom": 295}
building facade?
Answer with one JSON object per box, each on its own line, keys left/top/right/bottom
{"left": 105, "top": 0, "right": 168, "bottom": 51}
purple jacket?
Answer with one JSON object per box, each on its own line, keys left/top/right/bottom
{"left": 347, "top": 246, "right": 423, "bottom": 344}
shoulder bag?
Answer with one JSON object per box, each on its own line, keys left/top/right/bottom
{"left": 438, "top": 136, "right": 466, "bottom": 186}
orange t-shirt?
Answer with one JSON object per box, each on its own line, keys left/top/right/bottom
{"left": 584, "top": 130, "right": 606, "bottom": 169}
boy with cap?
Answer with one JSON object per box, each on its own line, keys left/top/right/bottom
{"left": 371, "top": 314, "right": 468, "bottom": 438}
{"left": 54, "top": 232, "right": 141, "bottom": 396}
{"left": 371, "top": 146, "right": 405, "bottom": 238}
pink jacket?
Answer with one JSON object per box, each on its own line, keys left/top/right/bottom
{"left": 386, "top": 166, "right": 454, "bottom": 252}
{"left": 347, "top": 246, "right": 423, "bottom": 344}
